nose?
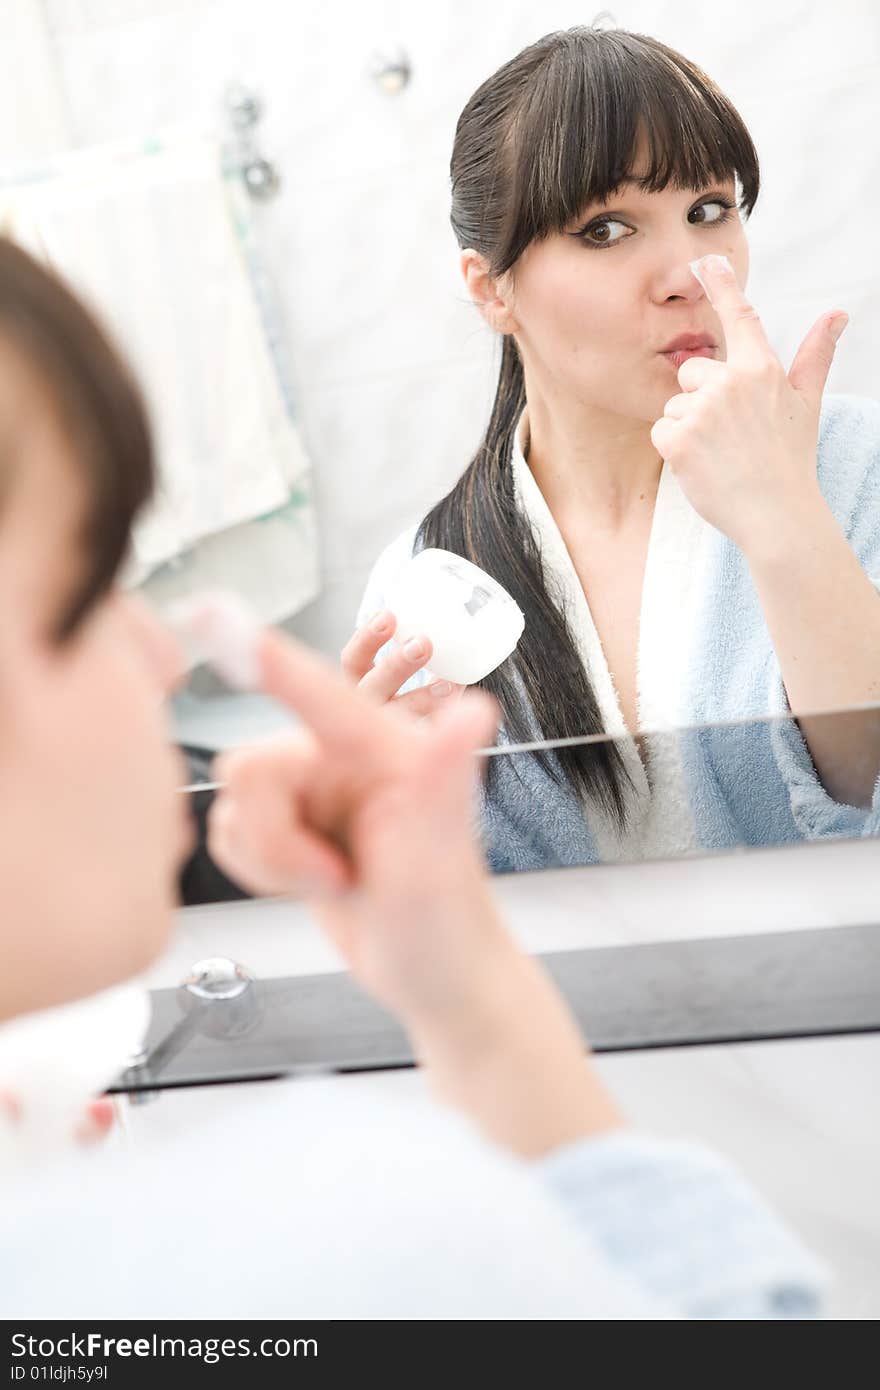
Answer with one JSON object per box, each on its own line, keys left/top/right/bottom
{"left": 116, "top": 592, "right": 187, "bottom": 697}
{"left": 658, "top": 260, "right": 707, "bottom": 304}
{"left": 649, "top": 226, "right": 719, "bottom": 304}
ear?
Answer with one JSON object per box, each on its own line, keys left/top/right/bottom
{"left": 460, "top": 249, "right": 518, "bottom": 334}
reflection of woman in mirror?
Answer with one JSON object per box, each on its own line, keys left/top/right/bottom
{"left": 353, "top": 27, "right": 880, "bottom": 871}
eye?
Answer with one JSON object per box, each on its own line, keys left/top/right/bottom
{"left": 577, "top": 218, "right": 634, "bottom": 249}
{"left": 688, "top": 198, "right": 737, "bottom": 226}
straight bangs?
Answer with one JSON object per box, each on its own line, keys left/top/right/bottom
{"left": 496, "top": 28, "right": 760, "bottom": 272}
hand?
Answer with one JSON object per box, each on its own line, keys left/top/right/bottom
{"left": 341, "top": 610, "right": 464, "bottom": 716}
{"left": 208, "top": 627, "right": 623, "bottom": 1157}
{"left": 209, "top": 627, "right": 505, "bottom": 1026}
{"left": 650, "top": 253, "right": 848, "bottom": 556}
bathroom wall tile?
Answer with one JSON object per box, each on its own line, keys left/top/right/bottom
{"left": 260, "top": 161, "right": 482, "bottom": 392}
{"left": 45, "top": 1, "right": 205, "bottom": 30}
{"left": 282, "top": 565, "right": 370, "bottom": 661}
{"left": 289, "top": 355, "right": 497, "bottom": 580}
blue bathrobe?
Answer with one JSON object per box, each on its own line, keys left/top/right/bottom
{"left": 358, "top": 393, "right": 880, "bottom": 873}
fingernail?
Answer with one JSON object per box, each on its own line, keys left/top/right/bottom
{"left": 689, "top": 254, "right": 733, "bottom": 295}
{"left": 430, "top": 680, "right": 453, "bottom": 697}
{"left": 370, "top": 610, "right": 390, "bottom": 634}
{"left": 403, "top": 637, "right": 426, "bottom": 661}
{"left": 702, "top": 254, "right": 733, "bottom": 276}
{"left": 829, "top": 314, "right": 849, "bottom": 344}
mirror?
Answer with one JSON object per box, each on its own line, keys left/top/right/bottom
{"left": 3, "top": 6, "right": 878, "bottom": 896}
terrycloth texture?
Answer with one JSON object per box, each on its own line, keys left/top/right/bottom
{"left": 0, "top": 128, "right": 319, "bottom": 622}
{"left": 538, "top": 1129, "right": 826, "bottom": 1319}
{"left": 0, "top": 984, "right": 149, "bottom": 1173}
{"left": 0, "top": 1076, "right": 824, "bottom": 1319}
{"left": 357, "top": 393, "right": 880, "bottom": 871}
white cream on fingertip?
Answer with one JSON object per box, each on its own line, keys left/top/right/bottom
{"left": 688, "top": 253, "right": 733, "bottom": 300}
{"left": 165, "top": 589, "right": 263, "bottom": 690}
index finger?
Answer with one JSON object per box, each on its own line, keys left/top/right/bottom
{"left": 164, "top": 589, "right": 405, "bottom": 769}
{"left": 340, "top": 610, "right": 397, "bottom": 683}
{"left": 690, "top": 254, "right": 774, "bottom": 366}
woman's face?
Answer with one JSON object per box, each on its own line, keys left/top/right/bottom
{"left": 502, "top": 164, "right": 749, "bottom": 425}
{"left": 0, "top": 339, "right": 192, "bottom": 1021}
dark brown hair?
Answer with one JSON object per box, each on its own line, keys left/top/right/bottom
{"left": 0, "top": 237, "right": 154, "bottom": 639}
{"left": 419, "top": 26, "right": 760, "bottom": 824}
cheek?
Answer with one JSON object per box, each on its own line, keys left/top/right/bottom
{"left": 0, "top": 614, "right": 187, "bottom": 1015}
{"left": 560, "top": 284, "right": 621, "bottom": 354}
{"left": 28, "top": 630, "right": 183, "bottom": 865}
{"left": 717, "top": 226, "right": 748, "bottom": 287}
{"left": 735, "top": 245, "right": 750, "bottom": 291}
{"left": 518, "top": 255, "right": 622, "bottom": 364}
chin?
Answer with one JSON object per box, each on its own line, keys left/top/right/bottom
{"left": 631, "top": 385, "right": 673, "bottom": 423}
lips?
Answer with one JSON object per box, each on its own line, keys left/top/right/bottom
{"left": 660, "top": 333, "right": 716, "bottom": 354}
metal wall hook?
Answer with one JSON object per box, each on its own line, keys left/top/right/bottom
{"left": 242, "top": 157, "right": 280, "bottom": 200}
{"left": 226, "top": 84, "right": 263, "bottom": 130}
{"left": 223, "top": 82, "right": 281, "bottom": 200}
{"left": 368, "top": 46, "right": 411, "bottom": 95}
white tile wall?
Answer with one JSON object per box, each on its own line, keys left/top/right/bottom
{"left": 2, "top": 2, "right": 72, "bottom": 158}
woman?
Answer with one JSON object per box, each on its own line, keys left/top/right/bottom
{"left": 0, "top": 237, "right": 821, "bottom": 1318}
{"left": 351, "top": 26, "right": 880, "bottom": 872}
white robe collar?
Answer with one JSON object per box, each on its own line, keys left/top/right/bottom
{"left": 509, "top": 407, "right": 710, "bottom": 860}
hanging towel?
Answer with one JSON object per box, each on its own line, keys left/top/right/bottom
{"left": 0, "top": 127, "right": 319, "bottom": 618}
